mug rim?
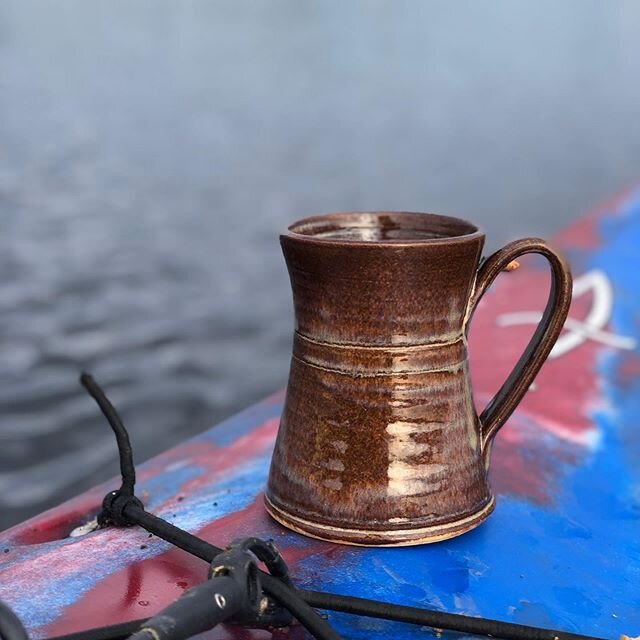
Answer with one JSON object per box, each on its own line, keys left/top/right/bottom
{"left": 283, "top": 211, "right": 484, "bottom": 246}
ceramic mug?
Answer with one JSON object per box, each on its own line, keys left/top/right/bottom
{"left": 265, "top": 211, "right": 572, "bottom": 546}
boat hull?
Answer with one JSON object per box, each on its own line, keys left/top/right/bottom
{"left": 1, "top": 187, "right": 640, "bottom": 639}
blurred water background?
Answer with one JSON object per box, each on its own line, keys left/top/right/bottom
{"left": 1, "top": 1, "right": 639, "bottom": 530}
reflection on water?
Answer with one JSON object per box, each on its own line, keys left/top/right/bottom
{"left": 1, "top": 0, "right": 639, "bottom": 529}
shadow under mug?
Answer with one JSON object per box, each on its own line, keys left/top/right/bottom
{"left": 265, "top": 211, "right": 572, "bottom": 546}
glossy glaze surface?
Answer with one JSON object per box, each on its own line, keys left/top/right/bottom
{"left": 266, "top": 212, "right": 572, "bottom": 544}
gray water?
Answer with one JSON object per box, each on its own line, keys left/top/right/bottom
{"left": 1, "top": 1, "right": 639, "bottom": 530}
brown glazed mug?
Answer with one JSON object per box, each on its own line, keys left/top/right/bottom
{"left": 265, "top": 211, "right": 572, "bottom": 546}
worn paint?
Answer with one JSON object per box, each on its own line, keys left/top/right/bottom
{"left": 1, "top": 191, "right": 640, "bottom": 638}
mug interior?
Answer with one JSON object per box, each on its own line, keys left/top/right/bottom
{"left": 288, "top": 212, "right": 479, "bottom": 242}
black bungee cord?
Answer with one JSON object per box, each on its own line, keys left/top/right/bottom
{"left": 79, "top": 374, "right": 342, "bottom": 640}
{"left": 0, "top": 375, "right": 610, "bottom": 640}
{"left": 79, "top": 374, "right": 136, "bottom": 499}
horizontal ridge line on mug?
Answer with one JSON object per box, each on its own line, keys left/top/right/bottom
{"left": 294, "top": 330, "right": 465, "bottom": 350}
{"left": 290, "top": 353, "right": 466, "bottom": 378}
{"left": 263, "top": 493, "right": 495, "bottom": 538}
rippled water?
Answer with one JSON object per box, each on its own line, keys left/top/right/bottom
{"left": 1, "top": 1, "right": 639, "bottom": 529}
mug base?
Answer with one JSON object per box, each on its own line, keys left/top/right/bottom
{"left": 263, "top": 494, "right": 495, "bottom": 547}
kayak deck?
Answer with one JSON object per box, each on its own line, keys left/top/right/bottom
{"left": 1, "top": 188, "right": 640, "bottom": 639}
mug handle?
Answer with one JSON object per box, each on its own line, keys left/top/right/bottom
{"left": 466, "top": 238, "right": 573, "bottom": 464}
